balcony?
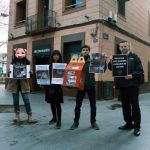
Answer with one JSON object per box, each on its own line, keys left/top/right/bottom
{"left": 26, "top": 10, "right": 56, "bottom": 35}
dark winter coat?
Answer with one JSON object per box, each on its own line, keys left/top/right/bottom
{"left": 44, "top": 64, "right": 63, "bottom": 103}
{"left": 108, "top": 52, "right": 144, "bottom": 89}
{"left": 44, "top": 84, "right": 63, "bottom": 103}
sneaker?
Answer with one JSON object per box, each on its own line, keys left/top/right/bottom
{"left": 70, "top": 122, "right": 79, "bottom": 130}
{"left": 91, "top": 122, "right": 100, "bottom": 130}
{"left": 134, "top": 128, "right": 140, "bottom": 136}
{"left": 118, "top": 124, "right": 133, "bottom": 130}
{"left": 55, "top": 121, "right": 61, "bottom": 129}
{"left": 49, "top": 119, "right": 57, "bottom": 125}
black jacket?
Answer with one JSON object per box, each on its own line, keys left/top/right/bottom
{"left": 108, "top": 52, "right": 144, "bottom": 89}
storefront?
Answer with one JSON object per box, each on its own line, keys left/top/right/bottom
{"left": 32, "top": 38, "right": 53, "bottom": 91}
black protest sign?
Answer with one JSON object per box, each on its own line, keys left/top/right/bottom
{"left": 112, "top": 55, "right": 128, "bottom": 77}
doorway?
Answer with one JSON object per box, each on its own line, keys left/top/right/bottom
{"left": 63, "top": 41, "right": 82, "bottom": 63}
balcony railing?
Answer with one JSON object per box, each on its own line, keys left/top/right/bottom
{"left": 26, "top": 10, "right": 56, "bottom": 35}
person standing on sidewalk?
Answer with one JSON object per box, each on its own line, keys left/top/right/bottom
{"left": 108, "top": 41, "right": 144, "bottom": 136}
{"left": 44, "top": 50, "right": 63, "bottom": 129}
{"left": 70, "top": 45, "right": 107, "bottom": 130}
{"left": 7, "top": 48, "right": 37, "bottom": 123}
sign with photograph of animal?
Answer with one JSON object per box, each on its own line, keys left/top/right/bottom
{"left": 9, "top": 65, "right": 30, "bottom": 79}
{"left": 89, "top": 52, "right": 106, "bottom": 73}
{"left": 35, "top": 65, "right": 50, "bottom": 85}
{"left": 51, "top": 63, "right": 67, "bottom": 85}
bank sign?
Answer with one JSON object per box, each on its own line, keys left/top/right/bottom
{"left": 33, "top": 48, "right": 51, "bottom": 57}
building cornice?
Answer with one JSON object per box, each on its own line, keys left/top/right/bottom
{"left": 8, "top": 19, "right": 150, "bottom": 47}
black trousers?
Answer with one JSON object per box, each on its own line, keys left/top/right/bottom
{"left": 50, "top": 102, "right": 61, "bottom": 122}
{"left": 74, "top": 87, "right": 96, "bottom": 124}
{"left": 120, "top": 86, "right": 141, "bottom": 128}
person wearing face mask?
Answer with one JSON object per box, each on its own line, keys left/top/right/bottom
{"left": 7, "top": 48, "right": 37, "bottom": 124}
{"left": 44, "top": 50, "right": 64, "bottom": 129}
{"left": 70, "top": 45, "right": 107, "bottom": 130}
{"left": 108, "top": 41, "right": 144, "bottom": 136}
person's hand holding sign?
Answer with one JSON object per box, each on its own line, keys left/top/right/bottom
{"left": 125, "top": 74, "right": 133, "bottom": 80}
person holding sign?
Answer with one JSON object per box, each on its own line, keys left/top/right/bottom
{"left": 108, "top": 41, "right": 144, "bottom": 136}
{"left": 70, "top": 45, "right": 107, "bottom": 130}
{"left": 7, "top": 48, "right": 37, "bottom": 124}
{"left": 44, "top": 50, "right": 63, "bottom": 129}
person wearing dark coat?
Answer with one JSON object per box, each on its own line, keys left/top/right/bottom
{"left": 44, "top": 50, "right": 63, "bottom": 129}
{"left": 108, "top": 41, "right": 144, "bottom": 136}
{"left": 70, "top": 45, "right": 107, "bottom": 130}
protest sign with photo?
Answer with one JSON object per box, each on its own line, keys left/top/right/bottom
{"left": 63, "top": 56, "right": 85, "bottom": 90}
{"left": 112, "top": 54, "right": 128, "bottom": 77}
{"left": 9, "top": 65, "right": 30, "bottom": 79}
{"left": 89, "top": 52, "right": 106, "bottom": 73}
{"left": 51, "top": 63, "right": 67, "bottom": 85}
{"left": 35, "top": 65, "right": 50, "bottom": 85}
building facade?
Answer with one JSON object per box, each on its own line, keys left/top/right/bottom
{"left": 7, "top": 0, "right": 150, "bottom": 98}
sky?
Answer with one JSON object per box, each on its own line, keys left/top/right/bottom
{"left": 0, "top": 0, "right": 9, "bottom": 53}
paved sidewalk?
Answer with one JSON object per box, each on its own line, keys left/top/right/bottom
{"left": 0, "top": 84, "right": 150, "bottom": 150}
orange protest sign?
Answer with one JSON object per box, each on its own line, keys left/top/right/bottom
{"left": 63, "top": 56, "right": 85, "bottom": 90}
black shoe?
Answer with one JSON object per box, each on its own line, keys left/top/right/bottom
{"left": 91, "top": 122, "right": 100, "bottom": 130}
{"left": 49, "top": 119, "right": 57, "bottom": 125}
{"left": 118, "top": 124, "right": 133, "bottom": 130}
{"left": 55, "top": 121, "right": 61, "bottom": 129}
{"left": 134, "top": 128, "right": 140, "bottom": 136}
{"left": 70, "top": 122, "right": 79, "bottom": 130}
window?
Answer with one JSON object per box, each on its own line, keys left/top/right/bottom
{"left": 65, "top": 0, "right": 84, "bottom": 10}
{"left": 118, "top": 0, "right": 126, "bottom": 17}
{"left": 16, "top": 0, "right": 26, "bottom": 24}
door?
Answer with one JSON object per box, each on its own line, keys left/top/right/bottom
{"left": 63, "top": 41, "right": 82, "bottom": 63}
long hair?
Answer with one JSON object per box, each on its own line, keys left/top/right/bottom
{"left": 50, "top": 50, "right": 62, "bottom": 63}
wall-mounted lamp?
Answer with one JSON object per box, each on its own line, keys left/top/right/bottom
{"left": 90, "top": 23, "right": 98, "bottom": 37}
{"left": 84, "top": 15, "right": 90, "bottom": 21}
{"left": 56, "top": 22, "right": 61, "bottom": 27}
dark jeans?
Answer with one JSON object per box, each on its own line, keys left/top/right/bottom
{"left": 120, "top": 86, "right": 141, "bottom": 128}
{"left": 50, "top": 102, "right": 61, "bottom": 122}
{"left": 74, "top": 87, "right": 96, "bottom": 124}
{"left": 12, "top": 92, "right": 32, "bottom": 114}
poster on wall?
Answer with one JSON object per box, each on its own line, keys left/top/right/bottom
{"left": 51, "top": 63, "right": 67, "bottom": 85}
{"left": 35, "top": 65, "right": 50, "bottom": 85}
{"left": 112, "top": 54, "right": 128, "bottom": 77}
{"left": 89, "top": 52, "right": 106, "bottom": 73}
{"left": 9, "top": 65, "right": 30, "bottom": 79}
